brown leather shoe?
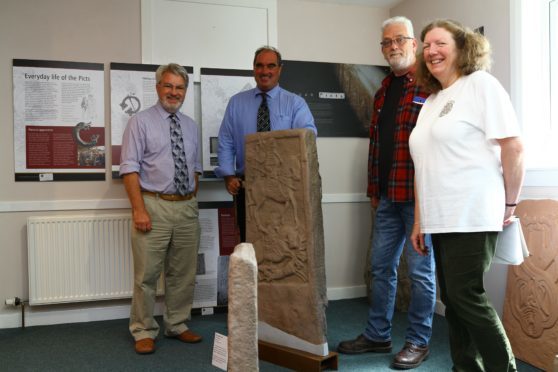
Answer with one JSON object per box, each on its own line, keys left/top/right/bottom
{"left": 134, "top": 338, "right": 155, "bottom": 354}
{"left": 337, "top": 334, "right": 392, "bottom": 354}
{"left": 393, "top": 342, "right": 429, "bottom": 369}
{"left": 171, "top": 330, "right": 202, "bottom": 343}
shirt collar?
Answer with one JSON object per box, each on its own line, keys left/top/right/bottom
{"left": 255, "top": 84, "right": 280, "bottom": 100}
{"left": 155, "top": 101, "right": 180, "bottom": 122}
{"left": 383, "top": 66, "right": 417, "bottom": 88}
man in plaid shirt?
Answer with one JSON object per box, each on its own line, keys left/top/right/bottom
{"left": 338, "top": 16, "right": 436, "bottom": 370}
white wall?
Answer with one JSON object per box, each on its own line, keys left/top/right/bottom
{"left": 0, "top": 0, "right": 390, "bottom": 328}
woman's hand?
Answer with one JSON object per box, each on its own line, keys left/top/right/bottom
{"left": 503, "top": 206, "right": 516, "bottom": 226}
{"left": 411, "top": 222, "right": 429, "bottom": 256}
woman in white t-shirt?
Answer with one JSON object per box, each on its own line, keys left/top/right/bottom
{"left": 409, "top": 19, "right": 524, "bottom": 371}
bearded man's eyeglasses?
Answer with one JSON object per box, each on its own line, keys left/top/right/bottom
{"left": 380, "top": 36, "right": 413, "bottom": 48}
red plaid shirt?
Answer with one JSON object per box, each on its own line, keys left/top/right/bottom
{"left": 367, "top": 70, "right": 428, "bottom": 202}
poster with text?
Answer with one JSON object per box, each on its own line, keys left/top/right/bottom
{"left": 281, "top": 60, "right": 390, "bottom": 137}
{"left": 193, "top": 202, "right": 238, "bottom": 308}
{"left": 193, "top": 207, "right": 220, "bottom": 308}
{"left": 13, "top": 59, "right": 105, "bottom": 181}
{"left": 110, "top": 63, "right": 195, "bottom": 178}
{"left": 200, "top": 68, "right": 254, "bottom": 177}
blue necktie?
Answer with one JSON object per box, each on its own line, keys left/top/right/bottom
{"left": 169, "top": 114, "right": 189, "bottom": 195}
{"left": 257, "top": 93, "right": 270, "bottom": 132}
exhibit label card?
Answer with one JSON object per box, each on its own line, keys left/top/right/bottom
{"left": 212, "top": 332, "right": 228, "bottom": 371}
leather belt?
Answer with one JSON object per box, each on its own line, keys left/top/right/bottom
{"left": 142, "top": 191, "right": 194, "bottom": 201}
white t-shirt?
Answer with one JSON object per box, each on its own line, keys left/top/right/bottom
{"left": 409, "top": 71, "right": 521, "bottom": 234}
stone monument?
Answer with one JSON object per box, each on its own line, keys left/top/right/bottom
{"left": 227, "top": 243, "right": 258, "bottom": 372}
{"left": 244, "top": 129, "right": 328, "bottom": 356}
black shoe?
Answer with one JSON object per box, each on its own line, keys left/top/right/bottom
{"left": 392, "top": 342, "right": 429, "bottom": 369}
{"left": 337, "top": 334, "right": 392, "bottom": 354}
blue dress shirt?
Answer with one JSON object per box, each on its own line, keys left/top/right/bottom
{"left": 214, "top": 85, "right": 316, "bottom": 177}
{"left": 120, "top": 102, "right": 202, "bottom": 194}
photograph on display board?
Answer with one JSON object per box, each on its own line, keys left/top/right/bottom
{"left": 110, "top": 62, "right": 195, "bottom": 178}
{"left": 200, "top": 68, "right": 255, "bottom": 177}
{"left": 13, "top": 59, "right": 105, "bottom": 181}
{"left": 280, "top": 60, "right": 390, "bottom": 137}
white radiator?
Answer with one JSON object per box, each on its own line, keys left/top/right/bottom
{"left": 27, "top": 214, "right": 135, "bottom": 305}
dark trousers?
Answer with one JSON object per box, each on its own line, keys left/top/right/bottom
{"left": 432, "top": 232, "right": 516, "bottom": 372}
{"left": 235, "top": 187, "right": 246, "bottom": 242}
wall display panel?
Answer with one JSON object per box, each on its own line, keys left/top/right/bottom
{"left": 200, "top": 68, "right": 254, "bottom": 177}
{"left": 280, "top": 60, "right": 390, "bottom": 137}
{"left": 110, "top": 63, "right": 194, "bottom": 178}
{"left": 13, "top": 59, "right": 105, "bottom": 181}
{"left": 196, "top": 201, "right": 238, "bottom": 308}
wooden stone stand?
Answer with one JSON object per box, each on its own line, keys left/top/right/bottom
{"left": 258, "top": 340, "right": 339, "bottom": 371}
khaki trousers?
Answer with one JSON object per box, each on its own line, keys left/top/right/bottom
{"left": 129, "top": 194, "right": 200, "bottom": 341}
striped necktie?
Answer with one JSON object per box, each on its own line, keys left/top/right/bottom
{"left": 257, "top": 93, "right": 270, "bottom": 132}
{"left": 169, "top": 114, "right": 189, "bottom": 195}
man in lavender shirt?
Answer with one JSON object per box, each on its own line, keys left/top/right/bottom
{"left": 120, "top": 63, "right": 202, "bottom": 354}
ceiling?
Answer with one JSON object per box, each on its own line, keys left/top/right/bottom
{"left": 303, "top": 0, "right": 404, "bottom": 8}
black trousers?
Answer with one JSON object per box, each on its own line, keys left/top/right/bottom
{"left": 235, "top": 187, "right": 246, "bottom": 242}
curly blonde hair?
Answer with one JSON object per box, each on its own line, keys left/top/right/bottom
{"left": 416, "top": 19, "right": 491, "bottom": 93}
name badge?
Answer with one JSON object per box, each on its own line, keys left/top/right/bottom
{"left": 413, "top": 96, "right": 426, "bottom": 104}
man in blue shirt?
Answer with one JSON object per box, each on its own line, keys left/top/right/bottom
{"left": 215, "top": 46, "right": 317, "bottom": 241}
{"left": 120, "top": 63, "right": 202, "bottom": 354}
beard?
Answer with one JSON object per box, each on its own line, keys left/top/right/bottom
{"left": 387, "top": 52, "right": 414, "bottom": 72}
{"left": 160, "top": 96, "right": 184, "bottom": 113}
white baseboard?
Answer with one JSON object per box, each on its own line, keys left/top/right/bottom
{"left": 1, "top": 287, "right": 368, "bottom": 329}
{"left": 0, "top": 287, "right": 444, "bottom": 329}
{"left": 0, "top": 302, "right": 165, "bottom": 329}
{"left": 327, "top": 285, "right": 367, "bottom": 301}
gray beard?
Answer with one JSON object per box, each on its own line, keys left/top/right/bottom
{"left": 388, "top": 55, "right": 414, "bottom": 72}
{"left": 160, "top": 99, "right": 183, "bottom": 114}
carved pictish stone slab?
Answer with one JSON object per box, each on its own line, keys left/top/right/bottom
{"left": 227, "top": 243, "right": 258, "bottom": 372}
{"left": 244, "top": 129, "right": 328, "bottom": 356}
{"left": 503, "top": 200, "right": 558, "bottom": 371}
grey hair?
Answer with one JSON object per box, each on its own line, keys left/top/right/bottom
{"left": 155, "top": 63, "right": 189, "bottom": 88}
{"left": 382, "top": 16, "right": 414, "bottom": 38}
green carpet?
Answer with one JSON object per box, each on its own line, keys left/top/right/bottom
{"left": 0, "top": 297, "right": 542, "bottom": 371}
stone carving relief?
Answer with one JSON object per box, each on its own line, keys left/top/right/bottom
{"left": 245, "top": 129, "right": 327, "bottom": 352}
{"left": 246, "top": 136, "right": 308, "bottom": 283}
{"left": 503, "top": 200, "right": 558, "bottom": 371}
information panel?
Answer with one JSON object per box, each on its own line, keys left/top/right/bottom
{"left": 281, "top": 60, "right": 390, "bottom": 137}
{"left": 13, "top": 59, "right": 105, "bottom": 181}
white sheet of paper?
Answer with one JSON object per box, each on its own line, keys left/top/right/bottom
{"left": 493, "top": 216, "right": 530, "bottom": 265}
{"left": 212, "top": 332, "right": 228, "bottom": 371}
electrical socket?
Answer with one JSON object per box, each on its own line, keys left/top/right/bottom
{"left": 5, "top": 297, "right": 21, "bottom": 306}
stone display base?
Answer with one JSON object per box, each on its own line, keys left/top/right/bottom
{"left": 258, "top": 340, "right": 338, "bottom": 371}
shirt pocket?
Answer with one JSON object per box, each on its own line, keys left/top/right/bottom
{"left": 273, "top": 112, "right": 293, "bottom": 130}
